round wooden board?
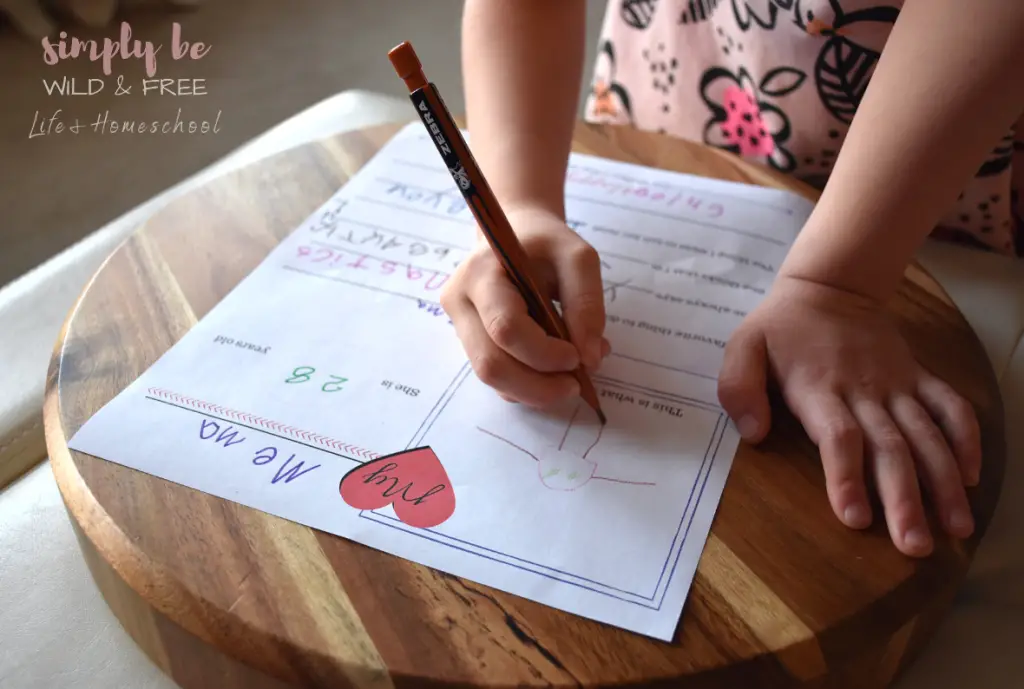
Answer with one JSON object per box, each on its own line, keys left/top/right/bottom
{"left": 45, "top": 121, "right": 1006, "bottom": 689}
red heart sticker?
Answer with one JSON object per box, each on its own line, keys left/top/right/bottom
{"left": 339, "top": 447, "right": 455, "bottom": 528}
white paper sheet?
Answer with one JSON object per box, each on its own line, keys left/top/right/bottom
{"left": 67, "top": 122, "right": 815, "bottom": 641}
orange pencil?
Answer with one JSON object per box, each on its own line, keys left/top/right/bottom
{"left": 388, "top": 40, "right": 606, "bottom": 425}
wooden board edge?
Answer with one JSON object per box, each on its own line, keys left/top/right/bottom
{"left": 40, "top": 243, "right": 391, "bottom": 688}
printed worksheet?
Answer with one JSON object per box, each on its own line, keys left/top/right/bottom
{"left": 68, "top": 122, "right": 815, "bottom": 641}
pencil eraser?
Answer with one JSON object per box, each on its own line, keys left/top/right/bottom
{"left": 388, "top": 41, "right": 421, "bottom": 79}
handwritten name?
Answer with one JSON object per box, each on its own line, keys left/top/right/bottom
{"left": 198, "top": 419, "right": 320, "bottom": 485}
{"left": 382, "top": 181, "right": 467, "bottom": 217}
{"left": 566, "top": 168, "right": 725, "bottom": 219}
{"left": 292, "top": 244, "right": 450, "bottom": 292}
{"left": 308, "top": 216, "right": 457, "bottom": 268}
{"left": 41, "top": 22, "right": 209, "bottom": 78}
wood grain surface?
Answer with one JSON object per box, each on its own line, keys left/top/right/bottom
{"left": 43, "top": 121, "right": 1006, "bottom": 689}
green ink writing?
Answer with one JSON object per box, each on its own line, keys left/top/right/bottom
{"left": 285, "top": 366, "right": 316, "bottom": 384}
{"left": 284, "top": 365, "right": 349, "bottom": 393}
{"left": 322, "top": 375, "right": 348, "bottom": 393}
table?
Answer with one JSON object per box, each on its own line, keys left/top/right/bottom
{"left": 43, "top": 121, "right": 1006, "bottom": 689}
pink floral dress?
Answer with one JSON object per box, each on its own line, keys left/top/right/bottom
{"left": 583, "top": 0, "right": 1024, "bottom": 256}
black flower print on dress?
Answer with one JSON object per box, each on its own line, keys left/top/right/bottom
{"left": 585, "top": 41, "right": 634, "bottom": 125}
{"left": 679, "top": 0, "right": 722, "bottom": 24}
{"left": 621, "top": 0, "right": 658, "bottom": 29}
{"left": 716, "top": 26, "right": 737, "bottom": 56}
{"left": 700, "top": 65, "right": 804, "bottom": 172}
{"left": 975, "top": 130, "right": 1014, "bottom": 177}
{"left": 732, "top": 0, "right": 794, "bottom": 31}
{"left": 795, "top": 1, "right": 899, "bottom": 124}
{"left": 644, "top": 42, "right": 679, "bottom": 118}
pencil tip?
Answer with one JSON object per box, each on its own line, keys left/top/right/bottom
{"left": 596, "top": 409, "right": 607, "bottom": 425}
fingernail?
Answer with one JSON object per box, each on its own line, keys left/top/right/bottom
{"left": 968, "top": 466, "right": 981, "bottom": 487}
{"left": 601, "top": 337, "right": 612, "bottom": 358}
{"left": 903, "top": 527, "right": 932, "bottom": 554}
{"left": 737, "top": 415, "right": 759, "bottom": 440}
{"left": 584, "top": 340, "right": 602, "bottom": 369}
{"left": 950, "top": 508, "right": 974, "bottom": 536}
{"left": 843, "top": 504, "right": 871, "bottom": 529}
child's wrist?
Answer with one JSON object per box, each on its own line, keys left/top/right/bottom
{"left": 776, "top": 263, "right": 898, "bottom": 306}
{"left": 470, "top": 198, "right": 567, "bottom": 247}
{"left": 778, "top": 217, "right": 913, "bottom": 304}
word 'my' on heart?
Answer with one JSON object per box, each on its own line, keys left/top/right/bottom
{"left": 339, "top": 447, "right": 455, "bottom": 528}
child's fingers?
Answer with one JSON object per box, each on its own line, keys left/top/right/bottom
{"left": 717, "top": 326, "right": 771, "bottom": 443}
{"left": 551, "top": 242, "right": 606, "bottom": 370}
{"left": 447, "top": 293, "right": 580, "bottom": 408}
{"left": 786, "top": 389, "right": 871, "bottom": 530}
{"left": 466, "top": 269, "right": 580, "bottom": 373}
{"left": 850, "top": 398, "right": 933, "bottom": 558}
{"left": 888, "top": 395, "right": 974, "bottom": 539}
{"left": 915, "top": 374, "right": 981, "bottom": 487}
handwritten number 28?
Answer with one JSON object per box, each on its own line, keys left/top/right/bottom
{"left": 284, "top": 366, "right": 347, "bottom": 392}
{"left": 322, "top": 375, "right": 348, "bottom": 393}
{"left": 285, "top": 366, "right": 316, "bottom": 384}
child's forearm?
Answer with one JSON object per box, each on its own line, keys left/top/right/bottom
{"left": 779, "top": 0, "right": 1024, "bottom": 301}
{"left": 461, "top": 0, "right": 587, "bottom": 224}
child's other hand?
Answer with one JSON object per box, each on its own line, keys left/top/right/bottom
{"left": 718, "top": 276, "right": 981, "bottom": 557}
{"left": 441, "top": 205, "right": 610, "bottom": 408}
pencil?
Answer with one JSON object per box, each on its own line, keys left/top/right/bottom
{"left": 388, "top": 40, "right": 606, "bottom": 425}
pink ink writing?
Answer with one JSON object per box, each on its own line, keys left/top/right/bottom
{"left": 41, "top": 22, "right": 210, "bottom": 78}
{"left": 308, "top": 223, "right": 455, "bottom": 268}
{"left": 566, "top": 168, "right": 725, "bottom": 219}
{"left": 293, "top": 244, "right": 450, "bottom": 291}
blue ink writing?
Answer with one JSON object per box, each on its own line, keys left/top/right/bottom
{"left": 253, "top": 446, "right": 321, "bottom": 484}
{"left": 383, "top": 180, "right": 467, "bottom": 217}
{"left": 199, "top": 419, "right": 246, "bottom": 447}
{"left": 416, "top": 299, "right": 452, "bottom": 325}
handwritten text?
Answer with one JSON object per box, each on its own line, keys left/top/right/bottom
{"left": 292, "top": 244, "right": 451, "bottom": 292}
{"left": 285, "top": 366, "right": 348, "bottom": 393}
{"left": 197, "top": 419, "right": 321, "bottom": 485}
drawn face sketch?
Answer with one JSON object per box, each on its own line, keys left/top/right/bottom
{"left": 535, "top": 430, "right": 602, "bottom": 491}
{"left": 477, "top": 404, "right": 655, "bottom": 492}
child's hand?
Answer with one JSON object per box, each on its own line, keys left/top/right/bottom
{"left": 718, "top": 276, "right": 981, "bottom": 557}
{"left": 441, "top": 205, "right": 610, "bottom": 408}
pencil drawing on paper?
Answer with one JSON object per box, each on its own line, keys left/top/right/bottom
{"left": 477, "top": 404, "right": 656, "bottom": 491}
